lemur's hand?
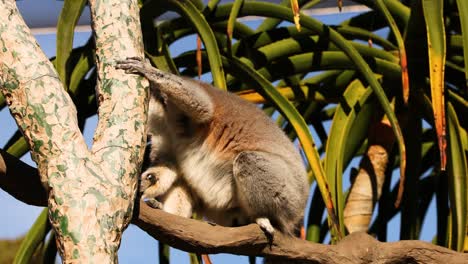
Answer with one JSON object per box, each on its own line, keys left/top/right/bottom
{"left": 144, "top": 198, "right": 164, "bottom": 210}
{"left": 116, "top": 57, "right": 153, "bottom": 76}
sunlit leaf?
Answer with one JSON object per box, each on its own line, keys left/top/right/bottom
{"left": 326, "top": 78, "right": 376, "bottom": 236}
{"left": 227, "top": 0, "right": 244, "bottom": 54}
{"left": 447, "top": 103, "right": 467, "bottom": 251}
{"left": 375, "top": 0, "right": 409, "bottom": 104}
{"left": 456, "top": 0, "right": 468, "bottom": 89}
{"left": 56, "top": 0, "right": 87, "bottom": 89}
{"left": 13, "top": 208, "right": 50, "bottom": 264}
{"left": 164, "top": 0, "right": 227, "bottom": 89}
{"left": 6, "top": 137, "right": 28, "bottom": 158}
{"left": 290, "top": 0, "right": 301, "bottom": 31}
{"left": 422, "top": 0, "right": 447, "bottom": 170}
{"left": 68, "top": 41, "right": 94, "bottom": 98}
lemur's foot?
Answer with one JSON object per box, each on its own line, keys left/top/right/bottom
{"left": 206, "top": 221, "right": 217, "bottom": 226}
{"left": 256, "top": 217, "right": 275, "bottom": 240}
{"left": 144, "top": 198, "right": 164, "bottom": 210}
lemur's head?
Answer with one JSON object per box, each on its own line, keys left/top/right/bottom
{"left": 140, "top": 165, "right": 177, "bottom": 199}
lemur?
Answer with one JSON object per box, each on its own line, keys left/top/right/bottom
{"left": 116, "top": 57, "right": 309, "bottom": 236}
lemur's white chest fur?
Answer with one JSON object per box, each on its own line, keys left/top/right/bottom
{"left": 176, "top": 142, "right": 237, "bottom": 210}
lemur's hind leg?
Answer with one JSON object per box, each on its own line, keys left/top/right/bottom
{"left": 233, "top": 151, "right": 305, "bottom": 237}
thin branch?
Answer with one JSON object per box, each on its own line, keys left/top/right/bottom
{"left": 134, "top": 201, "right": 468, "bottom": 263}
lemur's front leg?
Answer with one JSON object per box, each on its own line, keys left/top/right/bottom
{"left": 116, "top": 57, "right": 214, "bottom": 123}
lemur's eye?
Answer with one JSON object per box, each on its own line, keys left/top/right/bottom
{"left": 146, "top": 173, "right": 157, "bottom": 184}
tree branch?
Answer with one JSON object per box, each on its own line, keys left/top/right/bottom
{"left": 1, "top": 154, "right": 466, "bottom": 263}
{"left": 135, "top": 201, "right": 468, "bottom": 263}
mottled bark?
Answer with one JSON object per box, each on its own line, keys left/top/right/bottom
{"left": 0, "top": 0, "right": 148, "bottom": 262}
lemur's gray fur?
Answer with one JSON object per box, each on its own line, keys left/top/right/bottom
{"left": 116, "top": 57, "right": 309, "bottom": 236}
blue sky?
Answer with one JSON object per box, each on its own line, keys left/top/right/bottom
{"left": 0, "top": 6, "right": 438, "bottom": 264}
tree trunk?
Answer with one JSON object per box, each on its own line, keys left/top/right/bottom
{"left": 0, "top": 0, "right": 148, "bottom": 262}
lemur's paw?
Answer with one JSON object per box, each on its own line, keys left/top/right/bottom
{"left": 115, "top": 57, "right": 148, "bottom": 74}
{"left": 256, "top": 217, "right": 275, "bottom": 239}
{"left": 144, "top": 198, "right": 164, "bottom": 210}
